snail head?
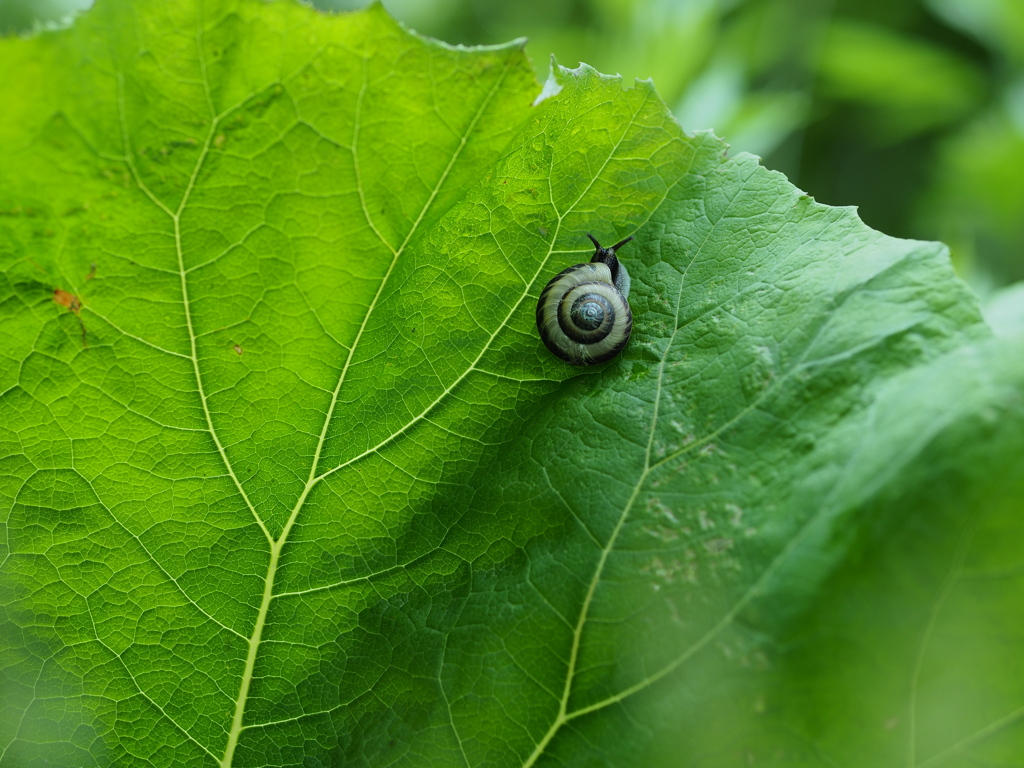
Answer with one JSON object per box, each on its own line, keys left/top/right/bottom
{"left": 587, "top": 233, "right": 634, "bottom": 282}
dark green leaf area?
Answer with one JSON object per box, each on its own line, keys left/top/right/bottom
{"left": 650, "top": 337, "right": 1024, "bottom": 767}
{"left": 2, "top": 2, "right": 1022, "bottom": 768}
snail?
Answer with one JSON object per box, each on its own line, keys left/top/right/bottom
{"left": 536, "top": 233, "right": 634, "bottom": 366}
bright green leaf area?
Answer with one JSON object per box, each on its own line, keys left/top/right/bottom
{"left": 2, "top": 1, "right": 1023, "bottom": 766}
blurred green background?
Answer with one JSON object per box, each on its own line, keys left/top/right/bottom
{"left": 3, "top": 0, "right": 1022, "bottom": 295}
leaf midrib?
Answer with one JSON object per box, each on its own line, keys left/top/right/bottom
{"left": 101, "top": 31, "right": 530, "bottom": 757}
{"left": 212, "top": 48, "right": 518, "bottom": 767}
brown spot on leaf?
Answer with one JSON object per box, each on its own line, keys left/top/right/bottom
{"left": 54, "top": 289, "right": 81, "bottom": 314}
{"left": 233, "top": 344, "right": 243, "bottom": 356}
{"left": 53, "top": 289, "right": 88, "bottom": 347}
{"left": 85, "top": 263, "right": 97, "bottom": 280}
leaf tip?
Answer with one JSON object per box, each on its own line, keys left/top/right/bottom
{"left": 533, "top": 58, "right": 564, "bottom": 106}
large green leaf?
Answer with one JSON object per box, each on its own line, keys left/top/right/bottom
{"left": 2, "top": 1, "right": 1022, "bottom": 766}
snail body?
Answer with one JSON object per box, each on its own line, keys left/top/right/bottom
{"left": 536, "top": 234, "right": 634, "bottom": 366}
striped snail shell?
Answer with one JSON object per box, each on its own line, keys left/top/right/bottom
{"left": 536, "top": 233, "right": 634, "bottom": 366}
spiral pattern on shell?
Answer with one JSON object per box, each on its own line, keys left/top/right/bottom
{"left": 536, "top": 261, "right": 633, "bottom": 365}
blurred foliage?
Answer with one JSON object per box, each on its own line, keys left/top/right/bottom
{"left": 0, "top": 0, "right": 90, "bottom": 34}
{"left": 4, "top": 0, "right": 1022, "bottom": 291}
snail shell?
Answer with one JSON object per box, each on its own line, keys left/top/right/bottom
{"left": 536, "top": 234, "right": 634, "bottom": 366}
